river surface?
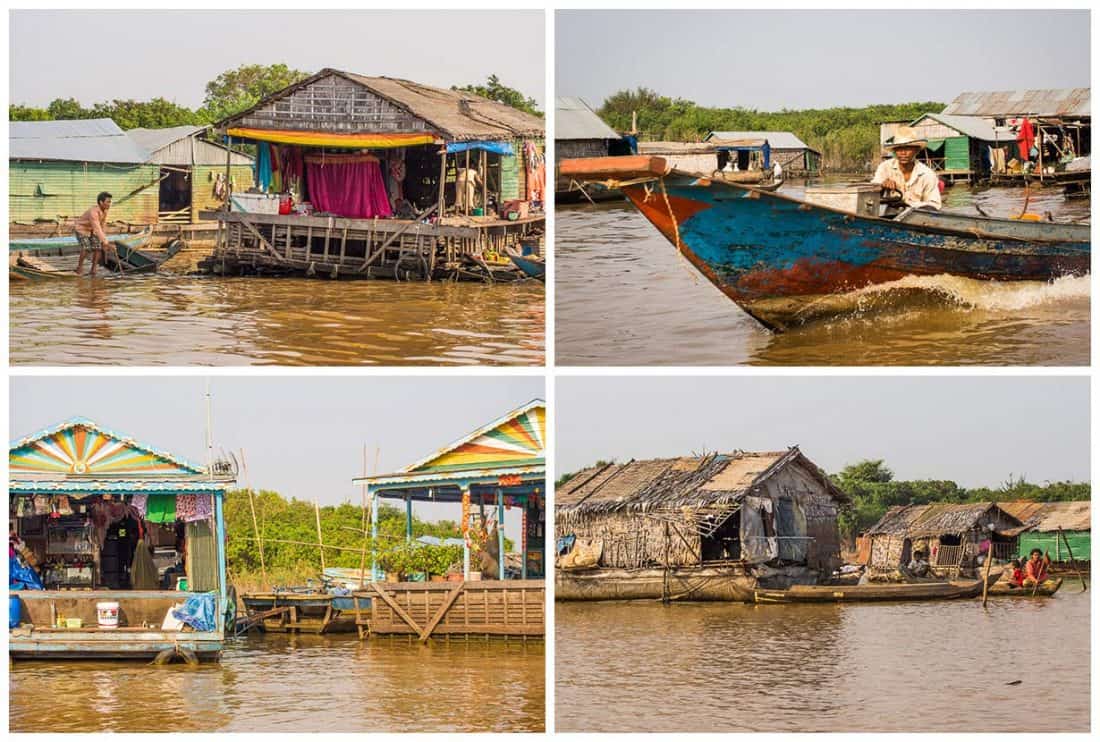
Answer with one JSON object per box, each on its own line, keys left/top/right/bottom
{"left": 10, "top": 633, "right": 545, "bottom": 732}
{"left": 556, "top": 183, "right": 1090, "bottom": 366}
{"left": 556, "top": 582, "right": 1089, "bottom": 732}
{"left": 9, "top": 249, "right": 545, "bottom": 366}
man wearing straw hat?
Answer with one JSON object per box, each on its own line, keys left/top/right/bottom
{"left": 871, "top": 126, "right": 941, "bottom": 213}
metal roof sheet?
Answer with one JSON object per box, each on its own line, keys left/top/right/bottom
{"left": 555, "top": 96, "right": 621, "bottom": 141}
{"left": 125, "top": 125, "right": 206, "bottom": 153}
{"left": 10, "top": 118, "right": 151, "bottom": 164}
{"left": 911, "top": 113, "right": 1005, "bottom": 141}
{"left": 706, "top": 130, "right": 816, "bottom": 151}
{"left": 998, "top": 501, "right": 1091, "bottom": 532}
{"left": 942, "top": 88, "right": 1090, "bottom": 117}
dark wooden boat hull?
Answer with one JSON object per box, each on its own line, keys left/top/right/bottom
{"left": 753, "top": 579, "right": 985, "bottom": 603}
{"left": 241, "top": 593, "right": 359, "bottom": 634}
{"left": 509, "top": 253, "right": 545, "bottom": 280}
{"left": 559, "top": 156, "right": 1090, "bottom": 332}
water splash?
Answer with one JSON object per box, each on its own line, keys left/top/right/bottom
{"left": 849, "top": 273, "right": 1090, "bottom": 313}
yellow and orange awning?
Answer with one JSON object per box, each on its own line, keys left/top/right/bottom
{"left": 226, "top": 127, "right": 439, "bottom": 149}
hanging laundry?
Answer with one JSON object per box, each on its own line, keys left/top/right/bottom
{"left": 145, "top": 495, "right": 177, "bottom": 524}
{"left": 131, "top": 493, "right": 149, "bottom": 517}
{"left": 257, "top": 142, "right": 274, "bottom": 191}
{"left": 1017, "top": 118, "right": 1035, "bottom": 161}
{"left": 176, "top": 494, "right": 213, "bottom": 522}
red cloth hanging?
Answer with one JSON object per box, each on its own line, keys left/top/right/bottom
{"left": 1017, "top": 118, "right": 1035, "bottom": 161}
{"left": 305, "top": 156, "right": 393, "bottom": 218}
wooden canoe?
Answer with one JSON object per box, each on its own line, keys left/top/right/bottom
{"left": 508, "top": 251, "right": 545, "bottom": 281}
{"left": 986, "top": 578, "right": 1063, "bottom": 597}
{"left": 753, "top": 579, "right": 985, "bottom": 604}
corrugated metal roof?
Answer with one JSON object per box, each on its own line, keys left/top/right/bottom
{"left": 555, "top": 97, "right": 621, "bottom": 141}
{"left": 706, "top": 130, "right": 817, "bottom": 151}
{"left": 128, "top": 126, "right": 253, "bottom": 166}
{"left": 637, "top": 141, "right": 717, "bottom": 154}
{"left": 10, "top": 118, "right": 151, "bottom": 164}
{"left": 557, "top": 447, "right": 847, "bottom": 513}
{"left": 911, "top": 113, "right": 1006, "bottom": 141}
{"left": 999, "top": 501, "right": 1091, "bottom": 532}
{"left": 942, "top": 88, "right": 1090, "bottom": 117}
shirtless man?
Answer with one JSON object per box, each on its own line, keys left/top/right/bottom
{"left": 74, "top": 191, "right": 116, "bottom": 277}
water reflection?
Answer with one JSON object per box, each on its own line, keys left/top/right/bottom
{"left": 10, "top": 248, "right": 544, "bottom": 366}
{"left": 556, "top": 585, "right": 1089, "bottom": 732}
{"left": 10, "top": 634, "right": 545, "bottom": 732}
{"left": 556, "top": 182, "right": 1089, "bottom": 366}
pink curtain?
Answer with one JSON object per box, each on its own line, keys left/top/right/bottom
{"left": 305, "top": 156, "right": 392, "bottom": 218}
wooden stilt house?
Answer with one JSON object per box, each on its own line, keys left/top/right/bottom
{"left": 201, "top": 69, "right": 546, "bottom": 281}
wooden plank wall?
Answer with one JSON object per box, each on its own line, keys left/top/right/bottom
{"left": 367, "top": 580, "right": 544, "bottom": 636}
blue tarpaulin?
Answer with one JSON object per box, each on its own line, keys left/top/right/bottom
{"left": 446, "top": 141, "right": 514, "bottom": 156}
{"left": 10, "top": 555, "right": 43, "bottom": 591}
{"left": 172, "top": 592, "right": 217, "bottom": 632}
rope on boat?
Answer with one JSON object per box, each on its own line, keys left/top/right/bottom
{"left": 657, "top": 177, "right": 698, "bottom": 286}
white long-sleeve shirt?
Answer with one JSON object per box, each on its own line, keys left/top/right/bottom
{"left": 871, "top": 158, "right": 941, "bottom": 210}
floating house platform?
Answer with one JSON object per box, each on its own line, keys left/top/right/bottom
{"left": 353, "top": 400, "right": 546, "bottom": 638}
{"left": 9, "top": 418, "right": 236, "bottom": 662}
{"left": 354, "top": 580, "right": 544, "bottom": 639}
{"left": 199, "top": 69, "right": 546, "bottom": 281}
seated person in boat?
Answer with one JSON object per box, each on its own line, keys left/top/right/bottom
{"left": 871, "top": 127, "right": 942, "bottom": 214}
{"left": 74, "top": 191, "right": 118, "bottom": 277}
{"left": 905, "top": 549, "right": 931, "bottom": 578}
{"left": 1022, "top": 548, "right": 1050, "bottom": 587}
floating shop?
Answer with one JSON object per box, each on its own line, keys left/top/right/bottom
{"left": 861, "top": 502, "right": 1023, "bottom": 576}
{"left": 199, "top": 69, "right": 546, "bottom": 281}
{"left": 9, "top": 418, "right": 236, "bottom": 662}
{"left": 349, "top": 399, "right": 546, "bottom": 639}
{"left": 555, "top": 447, "right": 848, "bottom": 601}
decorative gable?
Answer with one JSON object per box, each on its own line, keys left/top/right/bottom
{"left": 10, "top": 418, "right": 204, "bottom": 477}
{"left": 408, "top": 402, "right": 545, "bottom": 473}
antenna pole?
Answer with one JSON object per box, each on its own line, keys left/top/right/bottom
{"left": 205, "top": 378, "right": 214, "bottom": 479}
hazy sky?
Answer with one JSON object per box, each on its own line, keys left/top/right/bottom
{"left": 10, "top": 10, "right": 544, "bottom": 108}
{"left": 10, "top": 376, "right": 544, "bottom": 540}
{"left": 557, "top": 10, "right": 1090, "bottom": 109}
{"left": 557, "top": 376, "right": 1089, "bottom": 487}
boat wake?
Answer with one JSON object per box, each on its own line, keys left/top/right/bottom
{"left": 823, "top": 273, "right": 1091, "bottom": 321}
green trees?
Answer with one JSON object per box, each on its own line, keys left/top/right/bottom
{"left": 453, "top": 74, "right": 542, "bottom": 117}
{"left": 198, "top": 63, "right": 311, "bottom": 122}
{"left": 594, "top": 88, "right": 943, "bottom": 171}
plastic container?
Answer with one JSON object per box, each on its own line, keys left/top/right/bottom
{"left": 472, "top": 207, "right": 484, "bottom": 216}
{"left": 65, "top": 617, "right": 83, "bottom": 629}
{"left": 9, "top": 596, "right": 21, "bottom": 629}
{"left": 278, "top": 195, "right": 293, "bottom": 215}
{"left": 96, "top": 601, "right": 120, "bottom": 629}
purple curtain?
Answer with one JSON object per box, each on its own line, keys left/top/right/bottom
{"left": 305, "top": 158, "right": 393, "bottom": 218}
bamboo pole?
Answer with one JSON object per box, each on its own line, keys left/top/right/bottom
{"left": 981, "top": 534, "right": 996, "bottom": 607}
{"left": 1058, "top": 527, "right": 1087, "bottom": 592}
{"left": 240, "top": 448, "right": 266, "bottom": 587}
{"left": 314, "top": 499, "right": 326, "bottom": 573}
{"left": 358, "top": 444, "right": 369, "bottom": 589}
{"left": 481, "top": 149, "right": 487, "bottom": 215}
{"left": 438, "top": 150, "right": 447, "bottom": 218}
{"left": 464, "top": 150, "right": 471, "bottom": 215}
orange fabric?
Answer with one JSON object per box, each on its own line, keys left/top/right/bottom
{"left": 227, "top": 127, "right": 438, "bottom": 149}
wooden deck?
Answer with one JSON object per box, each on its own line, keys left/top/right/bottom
{"left": 197, "top": 210, "right": 543, "bottom": 281}
{"left": 353, "top": 580, "right": 544, "bottom": 640}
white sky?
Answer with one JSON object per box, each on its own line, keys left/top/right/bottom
{"left": 557, "top": 376, "right": 1090, "bottom": 488}
{"left": 557, "top": 9, "right": 1090, "bottom": 109}
{"left": 10, "top": 376, "right": 545, "bottom": 541}
{"left": 10, "top": 10, "right": 545, "bottom": 109}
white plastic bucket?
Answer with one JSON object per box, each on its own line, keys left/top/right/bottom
{"left": 96, "top": 601, "right": 120, "bottom": 629}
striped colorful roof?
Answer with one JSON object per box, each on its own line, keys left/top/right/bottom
{"left": 403, "top": 400, "right": 545, "bottom": 475}
{"left": 10, "top": 417, "right": 206, "bottom": 478}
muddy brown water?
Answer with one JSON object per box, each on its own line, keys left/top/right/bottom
{"left": 555, "top": 583, "right": 1089, "bottom": 732}
{"left": 556, "top": 183, "right": 1089, "bottom": 366}
{"left": 9, "top": 249, "right": 545, "bottom": 366}
{"left": 9, "top": 634, "right": 545, "bottom": 732}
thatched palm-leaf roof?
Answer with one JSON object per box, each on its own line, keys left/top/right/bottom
{"left": 998, "top": 501, "right": 1090, "bottom": 532}
{"left": 557, "top": 447, "right": 847, "bottom": 515}
{"left": 866, "top": 502, "right": 1022, "bottom": 538}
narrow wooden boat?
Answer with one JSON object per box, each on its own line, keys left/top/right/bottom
{"left": 986, "top": 578, "right": 1063, "bottom": 597}
{"left": 753, "top": 578, "right": 985, "bottom": 604}
{"left": 559, "top": 156, "right": 1090, "bottom": 332}
{"left": 507, "top": 250, "right": 545, "bottom": 281}
{"left": 8, "top": 229, "right": 177, "bottom": 279}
